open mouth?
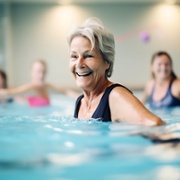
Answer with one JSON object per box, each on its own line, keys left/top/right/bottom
{"left": 76, "top": 71, "right": 93, "bottom": 77}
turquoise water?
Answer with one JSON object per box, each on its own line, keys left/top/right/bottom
{"left": 0, "top": 94, "right": 180, "bottom": 180}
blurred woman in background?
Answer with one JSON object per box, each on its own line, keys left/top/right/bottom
{"left": 0, "top": 59, "right": 76, "bottom": 107}
{"left": 141, "top": 51, "right": 180, "bottom": 108}
{"left": 0, "top": 69, "right": 13, "bottom": 103}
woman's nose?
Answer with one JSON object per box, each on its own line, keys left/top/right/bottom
{"left": 161, "top": 64, "right": 167, "bottom": 70}
{"left": 76, "top": 57, "right": 85, "bottom": 67}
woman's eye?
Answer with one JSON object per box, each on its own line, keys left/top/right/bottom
{"left": 71, "top": 55, "right": 77, "bottom": 59}
{"left": 85, "top": 54, "right": 93, "bottom": 58}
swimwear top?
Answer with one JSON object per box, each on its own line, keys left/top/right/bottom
{"left": 149, "top": 79, "right": 180, "bottom": 108}
{"left": 74, "top": 83, "right": 132, "bottom": 122}
{"left": 28, "top": 96, "right": 50, "bottom": 107}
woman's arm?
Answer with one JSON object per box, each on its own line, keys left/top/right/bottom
{"left": 47, "top": 83, "right": 81, "bottom": 98}
{"left": 47, "top": 83, "right": 66, "bottom": 94}
{"left": 172, "top": 78, "right": 180, "bottom": 98}
{"left": 109, "top": 86, "right": 165, "bottom": 126}
{"left": 0, "top": 83, "right": 33, "bottom": 95}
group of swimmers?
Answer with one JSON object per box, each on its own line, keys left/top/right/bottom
{"left": 0, "top": 17, "right": 179, "bottom": 126}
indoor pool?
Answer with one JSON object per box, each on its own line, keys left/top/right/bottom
{"left": 0, "top": 94, "right": 180, "bottom": 180}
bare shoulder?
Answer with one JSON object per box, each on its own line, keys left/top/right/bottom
{"left": 42, "top": 82, "right": 54, "bottom": 88}
{"left": 172, "top": 78, "right": 180, "bottom": 96}
{"left": 146, "top": 79, "right": 154, "bottom": 88}
{"left": 108, "top": 84, "right": 164, "bottom": 126}
{"left": 109, "top": 85, "right": 139, "bottom": 115}
{"left": 144, "top": 79, "right": 154, "bottom": 95}
{"left": 44, "top": 82, "right": 51, "bottom": 87}
{"left": 172, "top": 78, "right": 180, "bottom": 87}
{"left": 109, "top": 85, "right": 132, "bottom": 98}
{"left": 109, "top": 85, "right": 138, "bottom": 105}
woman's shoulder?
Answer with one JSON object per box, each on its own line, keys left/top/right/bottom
{"left": 145, "top": 79, "right": 154, "bottom": 88}
{"left": 109, "top": 83, "right": 132, "bottom": 99}
{"left": 22, "top": 82, "right": 34, "bottom": 88}
{"left": 44, "top": 82, "right": 50, "bottom": 86}
{"left": 172, "top": 78, "right": 180, "bottom": 85}
{"left": 171, "top": 78, "right": 180, "bottom": 95}
{"left": 144, "top": 79, "right": 154, "bottom": 95}
{"left": 32, "top": 82, "right": 48, "bottom": 88}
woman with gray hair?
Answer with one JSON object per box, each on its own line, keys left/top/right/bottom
{"left": 67, "top": 17, "right": 165, "bottom": 126}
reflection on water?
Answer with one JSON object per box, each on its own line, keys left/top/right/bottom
{"left": 0, "top": 98, "right": 180, "bottom": 180}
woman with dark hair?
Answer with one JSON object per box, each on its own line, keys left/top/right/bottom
{"left": 0, "top": 69, "right": 13, "bottom": 103}
{"left": 0, "top": 70, "right": 7, "bottom": 89}
{"left": 141, "top": 51, "right": 180, "bottom": 108}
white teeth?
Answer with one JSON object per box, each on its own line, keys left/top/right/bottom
{"left": 76, "top": 71, "right": 92, "bottom": 76}
{"left": 78, "top": 72, "right": 89, "bottom": 75}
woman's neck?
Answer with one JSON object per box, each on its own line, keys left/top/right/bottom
{"left": 32, "top": 79, "right": 45, "bottom": 86}
{"left": 156, "top": 76, "right": 172, "bottom": 85}
{"left": 83, "top": 79, "right": 112, "bottom": 100}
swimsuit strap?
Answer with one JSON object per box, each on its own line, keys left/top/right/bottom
{"left": 150, "top": 79, "right": 173, "bottom": 100}
{"left": 74, "top": 95, "right": 84, "bottom": 118}
{"left": 74, "top": 83, "right": 132, "bottom": 121}
{"left": 149, "top": 78, "right": 180, "bottom": 108}
{"left": 168, "top": 78, "right": 174, "bottom": 91}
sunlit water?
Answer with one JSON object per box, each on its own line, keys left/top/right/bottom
{"left": 0, "top": 94, "right": 180, "bottom": 180}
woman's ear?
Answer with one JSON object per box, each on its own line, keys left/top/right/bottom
{"left": 105, "top": 60, "right": 110, "bottom": 70}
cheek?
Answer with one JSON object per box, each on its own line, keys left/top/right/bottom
{"left": 69, "top": 62, "right": 73, "bottom": 71}
{"left": 152, "top": 65, "right": 159, "bottom": 72}
{"left": 42, "top": 72, "right": 46, "bottom": 78}
{"left": 69, "top": 61, "right": 75, "bottom": 73}
{"left": 0, "top": 80, "right": 3, "bottom": 86}
{"left": 31, "top": 72, "right": 36, "bottom": 77}
{"left": 99, "top": 63, "right": 109, "bottom": 74}
{"left": 166, "top": 65, "right": 172, "bottom": 71}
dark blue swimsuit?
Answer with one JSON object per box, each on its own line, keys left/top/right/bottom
{"left": 74, "top": 83, "right": 132, "bottom": 122}
{"left": 149, "top": 80, "right": 180, "bottom": 108}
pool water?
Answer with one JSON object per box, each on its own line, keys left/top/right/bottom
{"left": 0, "top": 94, "right": 180, "bottom": 180}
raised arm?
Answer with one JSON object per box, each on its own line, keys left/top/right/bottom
{"left": 47, "top": 83, "right": 81, "bottom": 98}
{"left": 47, "top": 83, "right": 67, "bottom": 94}
{"left": 109, "top": 86, "right": 165, "bottom": 126}
{"left": 0, "top": 83, "right": 33, "bottom": 95}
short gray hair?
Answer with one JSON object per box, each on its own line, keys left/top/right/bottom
{"left": 67, "top": 17, "right": 115, "bottom": 78}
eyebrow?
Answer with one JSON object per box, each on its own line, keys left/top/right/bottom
{"left": 70, "top": 50, "right": 93, "bottom": 54}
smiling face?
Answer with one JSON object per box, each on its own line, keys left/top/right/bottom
{"left": 151, "top": 54, "right": 172, "bottom": 81}
{"left": 31, "top": 61, "right": 47, "bottom": 84}
{"left": 69, "top": 36, "right": 110, "bottom": 91}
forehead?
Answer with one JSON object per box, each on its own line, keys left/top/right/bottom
{"left": 153, "top": 55, "right": 171, "bottom": 64}
{"left": 31, "top": 62, "right": 46, "bottom": 73}
{"left": 32, "top": 61, "right": 46, "bottom": 68}
{"left": 70, "top": 36, "right": 93, "bottom": 51}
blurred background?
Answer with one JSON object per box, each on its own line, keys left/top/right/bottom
{"left": 0, "top": 0, "right": 180, "bottom": 90}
